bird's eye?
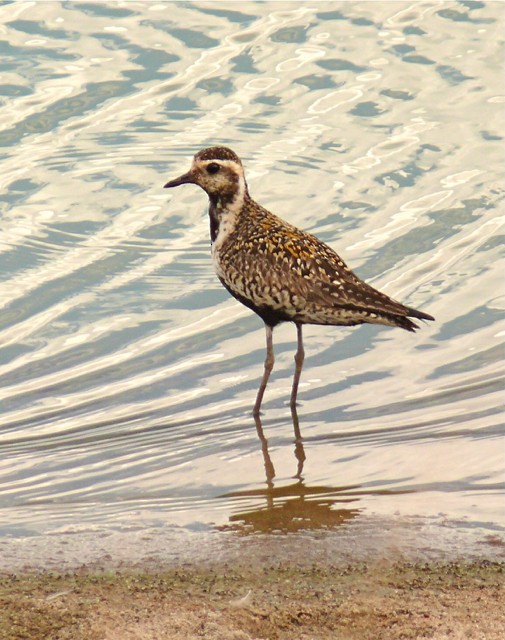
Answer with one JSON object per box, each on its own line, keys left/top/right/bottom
{"left": 207, "top": 163, "right": 220, "bottom": 174}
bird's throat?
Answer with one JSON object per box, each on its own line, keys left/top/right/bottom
{"left": 208, "top": 179, "right": 246, "bottom": 248}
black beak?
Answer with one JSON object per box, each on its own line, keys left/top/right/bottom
{"left": 163, "top": 172, "right": 194, "bottom": 189}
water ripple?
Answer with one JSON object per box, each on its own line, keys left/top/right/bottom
{"left": 0, "top": 1, "right": 503, "bottom": 554}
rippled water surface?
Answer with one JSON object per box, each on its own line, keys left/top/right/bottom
{"left": 0, "top": 1, "right": 503, "bottom": 567}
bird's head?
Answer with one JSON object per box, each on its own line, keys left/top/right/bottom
{"left": 164, "top": 146, "right": 247, "bottom": 202}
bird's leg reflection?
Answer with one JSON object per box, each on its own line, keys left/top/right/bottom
{"left": 253, "top": 412, "right": 275, "bottom": 488}
{"left": 219, "top": 411, "right": 363, "bottom": 534}
{"left": 291, "top": 404, "right": 306, "bottom": 480}
{"left": 253, "top": 406, "right": 307, "bottom": 487}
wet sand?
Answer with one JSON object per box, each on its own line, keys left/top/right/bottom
{"left": 1, "top": 560, "right": 503, "bottom": 640}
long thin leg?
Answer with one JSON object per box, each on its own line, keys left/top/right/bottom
{"left": 290, "top": 323, "right": 305, "bottom": 409}
{"left": 253, "top": 324, "right": 274, "bottom": 416}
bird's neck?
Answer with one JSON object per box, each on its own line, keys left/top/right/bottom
{"left": 208, "top": 178, "right": 249, "bottom": 246}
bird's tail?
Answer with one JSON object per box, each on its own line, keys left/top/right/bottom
{"left": 397, "top": 306, "right": 435, "bottom": 332}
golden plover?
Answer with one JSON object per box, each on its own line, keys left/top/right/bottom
{"left": 164, "top": 147, "right": 434, "bottom": 415}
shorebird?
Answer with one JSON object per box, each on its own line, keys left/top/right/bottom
{"left": 164, "top": 147, "right": 434, "bottom": 415}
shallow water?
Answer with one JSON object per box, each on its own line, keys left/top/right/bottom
{"left": 0, "top": 1, "right": 504, "bottom": 567}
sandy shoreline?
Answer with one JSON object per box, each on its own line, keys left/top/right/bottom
{"left": 1, "top": 516, "right": 503, "bottom": 638}
{"left": 1, "top": 560, "right": 503, "bottom": 639}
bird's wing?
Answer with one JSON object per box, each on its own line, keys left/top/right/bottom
{"left": 258, "top": 225, "right": 412, "bottom": 316}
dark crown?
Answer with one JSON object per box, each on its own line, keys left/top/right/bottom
{"left": 194, "top": 146, "right": 242, "bottom": 164}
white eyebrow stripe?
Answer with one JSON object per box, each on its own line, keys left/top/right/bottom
{"left": 199, "top": 159, "right": 243, "bottom": 171}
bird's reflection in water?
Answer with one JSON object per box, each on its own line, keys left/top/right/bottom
{"left": 218, "top": 407, "right": 363, "bottom": 534}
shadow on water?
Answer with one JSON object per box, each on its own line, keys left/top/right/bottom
{"left": 217, "top": 407, "right": 413, "bottom": 535}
